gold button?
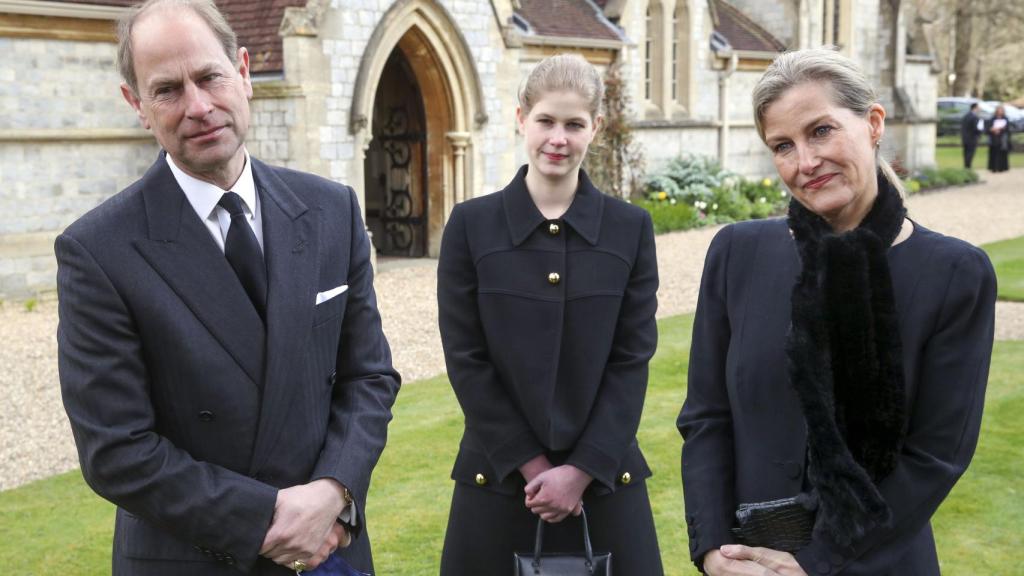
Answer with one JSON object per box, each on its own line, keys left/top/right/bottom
{"left": 548, "top": 272, "right": 561, "bottom": 285}
{"left": 475, "top": 473, "right": 487, "bottom": 485}
{"left": 620, "top": 472, "right": 632, "bottom": 485}
{"left": 548, "top": 222, "right": 561, "bottom": 235}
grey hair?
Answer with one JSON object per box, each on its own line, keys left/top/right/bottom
{"left": 752, "top": 47, "right": 904, "bottom": 196}
{"left": 117, "top": 0, "right": 238, "bottom": 96}
{"left": 518, "top": 53, "right": 604, "bottom": 119}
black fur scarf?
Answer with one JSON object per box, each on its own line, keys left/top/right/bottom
{"left": 786, "top": 171, "right": 908, "bottom": 547}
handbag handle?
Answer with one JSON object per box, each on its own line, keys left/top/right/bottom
{"left": 531, "top": 507, "right": 595, "bottom": 573}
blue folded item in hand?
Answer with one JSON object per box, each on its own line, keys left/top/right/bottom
{"left": 301, "top": 553, "right": 369, "bottom": 576}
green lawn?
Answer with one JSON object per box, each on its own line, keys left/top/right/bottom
{"left": 1, "top": 316, "right": 1021, "bottom": 575}
{"left": 935, "top": 143, "right": 1024, "bottom": 171}
{"left": 980, "top": 236, "right": 1024, "bottom": 302}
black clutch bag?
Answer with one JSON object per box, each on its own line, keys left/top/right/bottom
{"left": 731, "top": 493, "right": 817, "bottom": 553}
{"left": 514, "top": 509, "right": 611, "bottom": 576}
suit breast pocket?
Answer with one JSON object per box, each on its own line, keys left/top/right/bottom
{"left": 312, "top": 291, "right": 348, "bottom": 327}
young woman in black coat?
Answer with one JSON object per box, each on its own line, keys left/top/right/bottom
{"left": 438, "top": 54, "right": 663, "bottom": 575}
{"left": 678, "top": 48, "right": 996, "bottom": 576}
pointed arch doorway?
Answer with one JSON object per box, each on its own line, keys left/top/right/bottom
{"left": 364, "top": 47, "right": 428, "bottom": 257}
{"left": 352, "top": 0, "right": 486, "bottom": 258}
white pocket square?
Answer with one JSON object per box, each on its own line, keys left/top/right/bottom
{"left": 315, "top": 284, "right": 348, "bottom": 305}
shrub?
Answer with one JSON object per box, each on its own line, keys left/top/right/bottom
{"left": 905, "top": 166, "right": 978, "bottom": 193}
{"left": 638, "top": 155, "right": 788, "bottom": 233}
{"left": 585, "top": 60, "right": 645, "bottom": 198}
{"left": 636, "top": 199, "right": 698, "bottom": 234}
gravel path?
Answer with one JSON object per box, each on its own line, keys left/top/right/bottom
{"left": 1, "top": 174, "right": 1021, "bottom": 491}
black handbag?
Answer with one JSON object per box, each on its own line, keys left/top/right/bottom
{"left": 731, "top": 493, "right": 817, "bottom": 553}
{"left": 514, "top": 509, "right": 611, "bottom": 575}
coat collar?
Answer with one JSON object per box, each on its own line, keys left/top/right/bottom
{"left": 502, "top": 165, "right": 604, "bottom": 246}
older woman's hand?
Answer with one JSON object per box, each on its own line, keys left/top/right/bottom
{"left": 703, "top": 549, "right": 779, "bottom": 575}
{"left": 714, "top": 545, "right": 808, "bottom": 575}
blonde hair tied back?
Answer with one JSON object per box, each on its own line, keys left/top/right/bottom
{"left": 751, "top": 47, "right": 904, "bottom": 197}
{"left": 518, "top": 53, "right": 604, "bottom": 119}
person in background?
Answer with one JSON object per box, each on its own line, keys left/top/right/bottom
{"left": 678, "top": 48, "right": 996, "bottom": 576}
{"left": 437, "top": 53, "right": 663, "bottom": 575}
{"left": 986, "top": 104, "right": 1012, "bottom": 172}
{"left": 960, "top": 101, "right": 983, "bottom": 169}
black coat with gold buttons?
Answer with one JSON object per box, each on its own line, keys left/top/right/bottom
{"left": 438, "top": 166, "right": 659, "bottom": 496}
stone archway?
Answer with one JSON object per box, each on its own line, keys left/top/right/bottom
{"left": 351, "top": 0, "right": 486, "bottom": 257}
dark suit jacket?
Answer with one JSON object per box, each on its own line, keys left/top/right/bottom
{"left": 677, "top": 218, "right": 995, "bottom": 575}
{"left": 960, "top": 111, "right": 981, "bottom": 146}
{"left": 56, "top": 153, "right": 400, "bottom": 575}
{"left": 437, "top": 166, "right": 658, "bottom": 496}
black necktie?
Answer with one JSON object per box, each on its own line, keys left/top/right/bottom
{"left": 218, "top": 192, "right": 267, "bottom": 317}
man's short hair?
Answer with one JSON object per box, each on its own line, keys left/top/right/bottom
{"left": 117, "top": 0, "right": 239, "bottom": 96}
{"left": 970, "top": 102, "right": 980, "bottom": 111}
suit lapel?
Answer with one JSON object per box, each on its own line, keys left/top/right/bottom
{"left": 248, "top": 159, "right": 320, "bottom": 474}
{"left": 132, "top": 156, "right": 266, "bottom": 387}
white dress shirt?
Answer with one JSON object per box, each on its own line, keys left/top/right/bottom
{"left": 166, "top": 151, "right": 263, "bottom": 254}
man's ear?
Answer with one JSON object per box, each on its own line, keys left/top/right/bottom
{"left": 120, "top": 83, "right": 150, "bottom": 129}
{"left": 237, "top": 47, "right": 253, "bottom": 99}
{"left": 516, "top": 106, "right": 526, "bottom": 136}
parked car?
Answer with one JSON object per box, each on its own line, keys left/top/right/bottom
{"left": 936, "top": 97, "right": 988, "bottom": 137}
{"left": 983, "top": 101, "right": 1024, "bottom": 132}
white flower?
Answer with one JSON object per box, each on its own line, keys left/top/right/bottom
{"left": 780, "top": 190, "right": 788, "bottom": 197}
{"left": 712, "top": 203, "right": 719, "bottom": 210}
{"left": 758, "top": 197, "right": 767, "bottom": 203}
{"left": 670, "top": 198, "right": 677, "bottom": 205}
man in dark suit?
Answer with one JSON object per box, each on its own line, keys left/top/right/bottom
{"left": 961, "top": 102, "right": 983, "bottom": 168}
{"left": 55, "top": 1, "right": 400, "bottom": 574}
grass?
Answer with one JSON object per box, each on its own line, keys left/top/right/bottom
{"left": 934, "top": 143, "right": 1024, "bottom": 171}
{"left": 980, "top": 236, "right": 1024, "bottom": 302}
{"left": 1, "top": 316, "right": 1021, "bottom": 575}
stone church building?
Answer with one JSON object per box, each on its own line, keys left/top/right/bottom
{"left": 0, "top": 0, "right": 937, "bottom": 297}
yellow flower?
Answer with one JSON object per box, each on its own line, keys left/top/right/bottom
{"left": 761, "top": 178, "right": 773, "bottom": 187}
{"left": 658, "top": 191, "right": 668, "bottom": 200}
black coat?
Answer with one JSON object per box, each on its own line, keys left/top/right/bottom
{"left": 437, "top": 166, "right": 659, "bottom": 496}
{"left": 677, "top": 218, "right": 995, "bottom": 575}
{"left": 960, "top": 111, "right": 981, "bottom": 146}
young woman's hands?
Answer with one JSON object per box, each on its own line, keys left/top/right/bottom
{"left": 523, "top": 464, "right": 592, "bottom": 523}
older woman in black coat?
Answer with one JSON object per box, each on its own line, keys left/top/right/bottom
{"left": 437, "top": 54, "right": 663, "bottom": 575}
{"left": 987, "top": 104, "right": 1012, "bottom": 172}
{"left": 678, "top": 48, "right": 996, "bottom": 576}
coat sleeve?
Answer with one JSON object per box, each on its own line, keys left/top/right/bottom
{"left": 676, "top": 225, "right": 739, "bottom": 571}
{"left": 566, "top": 210, "right": 659, "bottom": 490}
{"left": 794, "top": 246, "right": 997, "bottom": 575}
{"left": 438, "top": 204, "right": 546, "bottom": 482}
{"left": 56, "top": 233, "right": 278, "bottom": 573}
{"left": 311, "top": 186, "right": 401, "bottom": 534}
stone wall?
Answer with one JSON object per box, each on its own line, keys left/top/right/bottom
{"left": 314, "top": 0, "right": 514, "bottom": 199}
{"left": 247, "top": 95, "right": 300, "bottom": 170}
{"left": 0, "top": 36, "right": 157, "bottom": 299}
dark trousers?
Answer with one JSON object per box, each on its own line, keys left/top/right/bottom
{"left": 963, "top": 144, "right": 977, "bottom": 169}
{"left": 440, "top": 481, "right": 663, "bottom": 576}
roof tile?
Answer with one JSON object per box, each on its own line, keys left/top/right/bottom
{"left": 515, "top": 0, "right": 621, "bottom": 43}
{"left": 51, "top": 0, "right": 301, "bottom": 73}
{"left": 712, "top": 0, "right": 786, "bottom": 53}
